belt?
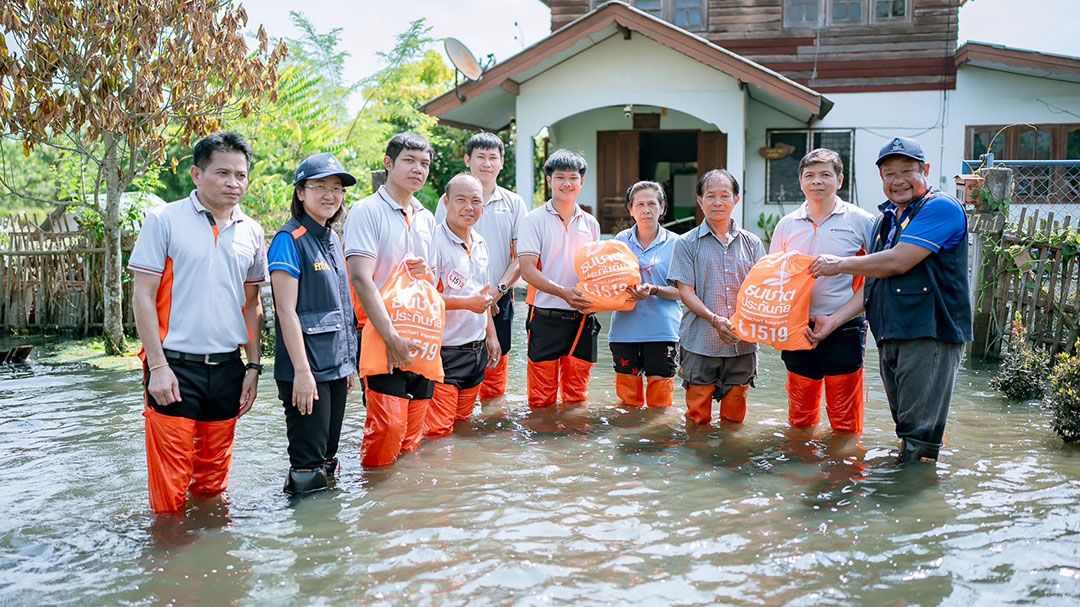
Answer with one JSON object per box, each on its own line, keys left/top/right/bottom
{"left": 162, "top": 348, "right": 242, "bottom": 365}
{"left": 442, "top": 340, "right": 485, "bottom": 351}
{"left": 531, "top": 307, "right": 585, "bottom": 321}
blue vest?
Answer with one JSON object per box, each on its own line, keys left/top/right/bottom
{"left": 864, "top": 191, "right": 972, "bottom": 345}
{"left": 273, "top": 214, "right": 356, "bottom": 382}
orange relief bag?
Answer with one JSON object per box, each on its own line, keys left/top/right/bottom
{"left": 729, "top": 252, "right": 817, "bottom": 351}
{"left": 359, "top": 261, "right": 446, "bottom": 382}
{"left": 574, "top": 240, "right": 641, "bottom": 313}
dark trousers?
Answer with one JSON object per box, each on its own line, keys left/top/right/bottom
{"left": 493, "top": 292, "right": 514, "bottom": 354}
{"left": 278, "top": 378, "right": 349, "bottom": 470}
{"left": 146, "top": 357, "right": 243, "bottom": 421}
{"left": 782, "top": 317, "right": 866, "bottom": 379}
{"left": 879, "top": 338, "right": 963, "bottom": 455}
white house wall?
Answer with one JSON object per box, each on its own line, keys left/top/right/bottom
{"left": 744, "top": 67, "right": 1080, "bottom": 234}
{"left": 547, "top": 106, "right": 718, "bottom": 211}
{"left": 515, "top": 33, "right": 746, "bottom": 209}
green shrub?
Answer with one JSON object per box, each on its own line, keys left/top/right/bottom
{"left": 990, "top": 315, "right": 1049, "bottom": 400}
{"left": 1049, "top": 348, "right": 1080, "bottom": 442}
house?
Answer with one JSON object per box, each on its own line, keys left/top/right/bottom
{"left": 421, "top": 1, "right": 1080, "bottom": 234}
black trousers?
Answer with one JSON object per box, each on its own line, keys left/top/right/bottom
{"left": 493, "top": 292, "right": 514, "bottom": 355}
{"left": 278, "top": 377, "right": 349, "bottom": 469}
{"left": 525, "top": 307, "right": 600, "bottom": 363}
{"left": 145, "top": 357, "right": 243, "bottom": 421}
{"left": 781, "top": 317, "right": 867, "bottom": 379}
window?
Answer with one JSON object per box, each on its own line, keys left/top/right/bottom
{"left": 784, "top": 0, "right": 910, "bottom": 27}
{"left": 629, "top": 0, "right": 707, "bottom": 31}
{"left": 966, "top": 124, "right": 1080, "bottom": 160}
{"left": 766, "top": 129, "right": 855, "bottom": 205}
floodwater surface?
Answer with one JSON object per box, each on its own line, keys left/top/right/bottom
{"left": 2, "top": 317, "right": 1080, "bottom": 606}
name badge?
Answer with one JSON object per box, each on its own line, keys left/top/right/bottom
{"left": 446, "top": 269, "right": 469, "bottom": 290}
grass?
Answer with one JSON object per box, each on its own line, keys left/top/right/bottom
{"left": 30, "top": 336, "right": 143, "bottom": 371}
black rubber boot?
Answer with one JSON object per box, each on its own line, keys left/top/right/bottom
{"left": 899, "top": 439, "right": 939, "bottom": 464}
{"left": 323, "top": 458, "right": 338, "bottom": 482}
{"left": 284, "top": 467, "right": 330, "bottom": 495}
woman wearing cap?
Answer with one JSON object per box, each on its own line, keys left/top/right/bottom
{"left": 267, "top": 153, "right": 358, "bottom": 495}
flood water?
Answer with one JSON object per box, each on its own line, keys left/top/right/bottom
{"left": 2, "top": 315, "right": 1080, "bottom": 606}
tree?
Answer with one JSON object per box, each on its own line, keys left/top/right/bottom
{"left": 0, "top": 1, "right": 286, "bottom": 354}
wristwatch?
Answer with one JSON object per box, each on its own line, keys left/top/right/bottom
{"left": 245, "top": 362, "right": 264, "bottom": 375}
{"left": 497, "top": 283, "right": 510, "bottom": 296}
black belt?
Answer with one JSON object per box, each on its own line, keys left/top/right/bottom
{"left": 531, "top": 307, "right": 585, "bottom": 321}
{"left": 162, "top": 348, "right": 241, "bottom": 365}
{"left": 442, "top": 340, "right": 485, "bottom": 351}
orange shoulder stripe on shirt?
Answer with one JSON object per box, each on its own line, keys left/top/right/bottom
{"left": 291, "top": 226, "right": 308, "bottom": 239}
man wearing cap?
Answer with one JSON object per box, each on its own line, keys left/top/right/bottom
{"left": 345, "top": 132, "right": 439, "bottom": 467}
{"left": 435, "top": 133, "right": 528, "bottom": 401}
{"left": 268, "top": 153, "right": 357, "bottom": 495}
{"left": 771, "top": 148, "right": 875, "bottom": 435}
{"left": 812, "top": 137, "right": 971, "bottom": 463}
{"left": 130, "top": 131, "right": 266, "bottom": 515}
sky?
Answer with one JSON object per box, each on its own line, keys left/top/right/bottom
{"left": 243, "top": 0, "right": 1080, "bottom": 111}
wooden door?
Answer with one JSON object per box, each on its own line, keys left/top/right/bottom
{"left": 596, "top": 130, "right": 639, "bottom": 233}
{"left": 696, "top": 131, "right": 728, "bottom": 223}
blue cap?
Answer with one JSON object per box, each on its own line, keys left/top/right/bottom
{"left": 876, "top": 137, "right": 926, "bottom": 166}
{"left": 294, "top": 153, "right": 356, "bottom": 187}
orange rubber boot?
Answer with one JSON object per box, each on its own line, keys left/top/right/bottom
{"left": 360, "top": 390, "right": 409, "bottom": 467}
{"left": 144, "top": 406, "right": 197, "bottom": 515}
{"left": 787, "top": 371, "right": 824, "bottom": 428}
{"left": 719, "top": 384, "right": 749, "bottom": 423}
{"left": 824, "top": 369, "right": 864, "bottom": 434}
{"left": 454, "top": 385, "right": 481, "bottom": 421}
{"left": 190, "top": 417, "right": 237, "bottom": 497}
{"left": 560, "top": 356, "right": 594, "bottom": 403}
{"left": 527, "top": 359, "right": 561, "bottom": 409}
{"left": 685, "top": 384, "right": 715, "bottom": 425}
{"left": 401, "top": 398, "right": 431, "bottom": 452}
{"left": 645, "top": 377, "right": 675, "bottom": 408}
{"left": 615, "top": 372, "right": 645, "bottom": 407}
{"left": 479, "top": 355, "right": 508, "bottom": 400}
{"left": 425, "top": 383, "right": 459, "bottom": 438}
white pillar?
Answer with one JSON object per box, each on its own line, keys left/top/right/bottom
{"left": 515, "top": 130, "right": 535, "bottom": 208}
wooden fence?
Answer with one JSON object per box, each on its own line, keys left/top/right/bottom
{"left": 0, "top": 211, "right": 134, "bottom": 333}
{"left": 971, "top": 206, "right": 1080, "bottom": 358}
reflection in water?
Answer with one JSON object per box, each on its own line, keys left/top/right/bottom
{"left": 2, "top": 318, "right": 1080, "bottom": 604}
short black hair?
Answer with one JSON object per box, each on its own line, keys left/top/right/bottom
{"left": 696, "top": 168, "right": 740, "bottom": 197}
{"left": 385, "top": 132, "right": 434, "bottom": 163}
{"left": 543, "top": 149, "right": 587, "bottom": 177}
{"left": 625, "top": 181, "right": 666, "bottom": 213}
{"left": 290, "top": 179, "right": 347, "bottom": 226}
{"left": 465, "top": 132, "right": 505, "bottom": 157}
{"left": 192, "top": 131, "right": 252, "bottom": 169}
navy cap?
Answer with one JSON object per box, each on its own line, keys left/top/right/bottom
{"left": 294, "top": 153, "right": 356, "bottom": 187}
{"left": 876, "top": 137, "right": 926, "bottom": 166}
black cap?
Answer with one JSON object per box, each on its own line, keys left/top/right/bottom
{"left": 876, "top": 137, "right": 926, "bottom": 166}
{"left": 294, "top": 153, "right": 356, "bottom": 187}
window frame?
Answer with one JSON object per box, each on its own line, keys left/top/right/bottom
{"left": 765, "top": 128, "right": 855, "bottom": 206}
{"left": 965, "top": 124, "right": 1080, "bottom": 160}
{"left": 607, "top": 0, "right": 708, "bottom": 32}
{"left": 784, "top": 0, "right": 912, "bottom": 28}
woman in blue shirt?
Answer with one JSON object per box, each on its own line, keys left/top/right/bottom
{"left": 610, "top": 181, "right": 683, "bottom": 407}
{"left": 267, "top": 153, "right": 357, "bottom": 495}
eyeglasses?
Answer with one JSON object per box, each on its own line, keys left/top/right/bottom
{"left": 305, "top": 184, "right": 346, "bottom": 197}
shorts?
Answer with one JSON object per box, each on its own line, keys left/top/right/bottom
{"left": 678, "top": 349, "right": 757, "bottom": 400}
{"left": 610, "top": 341, "right": 678, "bottom": 377}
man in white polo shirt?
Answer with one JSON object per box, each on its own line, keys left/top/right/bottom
{"left": 518, "top": 149, "right": 601, "bottom": 409}
{"left": 435, "top": 133, "right": 527, "bottom": 400}
{"left": 345, "top": 132, "right": 438, "bottom": 467}
{"left": 129, "top": 131, "right": 266, "bottom": 515}
{"left": 425, "top": 174, "right": 501, "bottom": 436}
{"left": 770, "top": 148, "right": 875, "bottom": 434}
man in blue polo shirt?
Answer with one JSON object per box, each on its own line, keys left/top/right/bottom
{"left": 812, "top": 137, "right": 971, "bottom": 463}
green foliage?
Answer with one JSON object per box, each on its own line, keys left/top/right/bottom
{"left": 757, "top": 212, "right": 781, "bottom": 247}
{"left": 1048, "top": 346, "right": 1080, "bottom": 443}
{"left": 990, "top": 313, "right": 1049, "bottom": 400}
{"left": 974, "top": 185, "right": 1011, "bottom": 215}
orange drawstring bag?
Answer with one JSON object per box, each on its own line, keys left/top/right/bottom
{"left": 730, "top": 252, "right": 817, "bottom": 351}
{"left": 359, "top": 261, "right": 446, "bottom": 382}
{"left": 574, "top": 240, "right": 641, "bottom": 313}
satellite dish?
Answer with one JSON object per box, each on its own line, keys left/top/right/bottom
{"left": 444, "top": 38, "right": 483, "bottom": 81}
